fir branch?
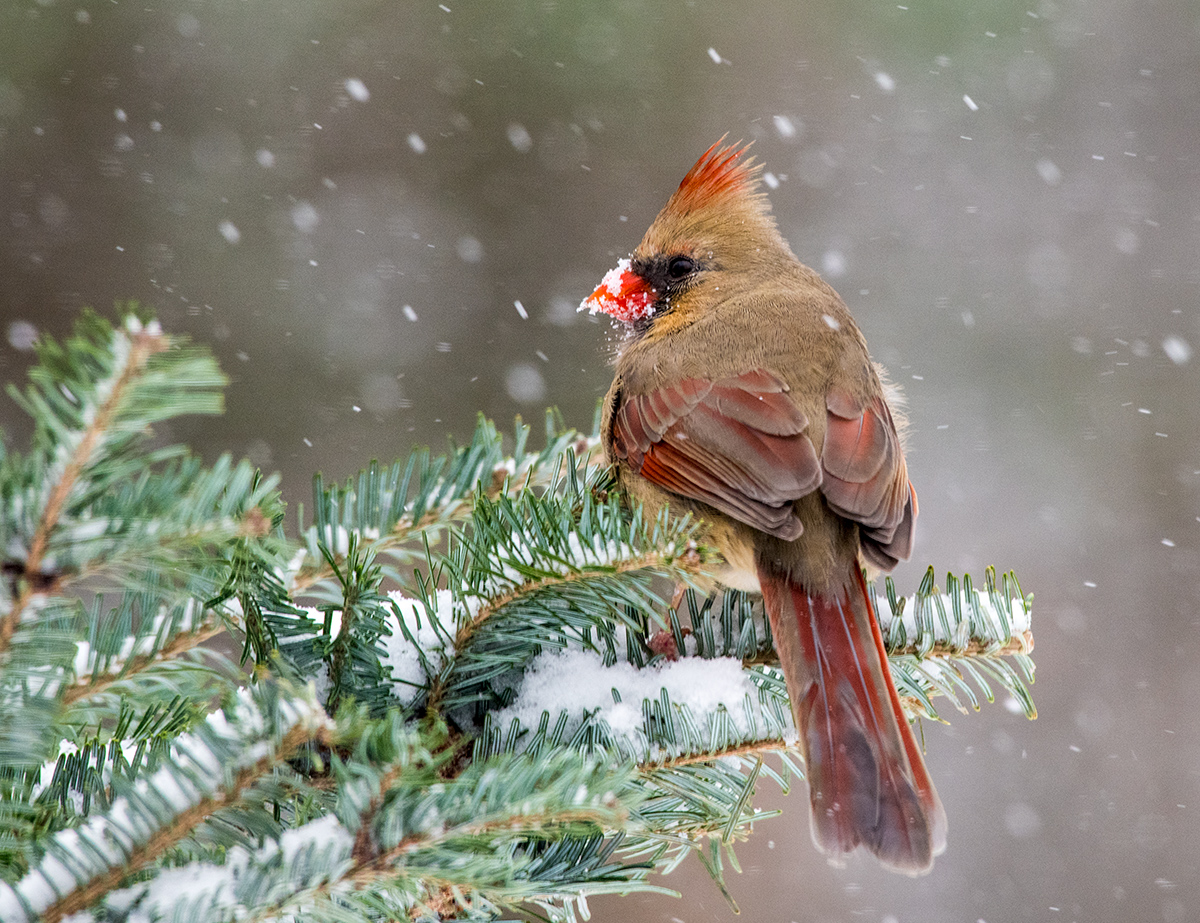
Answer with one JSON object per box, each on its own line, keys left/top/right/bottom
{"left": 61, "top": 614, "right": 225, "bottom": 706}
{"left": 451, "top": 547, "right": 698, "bottom": 659}
{"left": 78, "top": 746, "right": 647, "bottom": 923}
{"left": 22, "top": 323, "right": 168, "bottom": 583}
{"left": 0, "top": 686, "right": 331, "bottom": 923}
{"left": 2, "top": 312, "right": 227, "bottom": 657}
{"left": 424, "top": 462, "right": 713, "bottom": 716}
{"left": 290, "top": 416, "right": 600, "bottom": 599}
{"left": 2, "top": 320, "right": 165, "bottom": 653}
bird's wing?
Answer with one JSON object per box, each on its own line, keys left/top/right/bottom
{"left": 821, "top": 389, "right": 917, "bottom": 570}
{"left": 610, "top": 368, "right": 819, "bottom": 540}
{"left": 611, "top": 370, "right": 916, "bottom": 568}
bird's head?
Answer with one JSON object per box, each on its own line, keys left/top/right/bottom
{"left": 580, "top": 139, "right": 794, "bottom": 337}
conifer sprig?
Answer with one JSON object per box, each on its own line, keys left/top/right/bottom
{"left": 0, "top": 309, "right": 1037, "bottom": 922}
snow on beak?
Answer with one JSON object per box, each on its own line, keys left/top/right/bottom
{"left": 578, "top": 258, "right": 656, "bottom": 324}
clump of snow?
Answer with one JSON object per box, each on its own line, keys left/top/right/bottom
{"left": 383, "top": 590, "right": 456, "bottom": 703}
{"left": 123, "top": 860, "right": 240, "bottom": 921}
{"left": 325, "top": 525, "right": 352, "bottom": 556}
{"left": 344, "top": 77, "right": 370, "bottom": 102}
{"left": 564, "top": 533, "right": 636, "bottom": 568}
{"left": 95, "top": 814, "right": 353, "bottom": 923}
{"left": 496, "top": 648, "right": 773, "bottom": 752}
{"left": 278, "top": 812, "right": 353, "bottom": 859}
{"left": 72, "top": 598, "right": 205, "bottom": 682}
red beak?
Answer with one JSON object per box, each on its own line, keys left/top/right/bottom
{"left": 579, "top": 259, "right": 657, "bottom": 324}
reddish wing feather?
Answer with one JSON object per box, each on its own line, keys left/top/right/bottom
{"left": 668, "top": 402, "right": 820, "bottom": 500}
{"left": 707, "top": 376, "right": 802, "bottom": 434}
{"left": 640, "top": 441, "right": 804, "bottom": 536}
{"left": 821, "top": 391, "right": 916, "bottom": 570}
{"left": 612, "top": 369, "right": 819, "bottom": 540}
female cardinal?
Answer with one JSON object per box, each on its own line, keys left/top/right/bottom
{"left": 580, "top": 140, "right": 947, "bottom": 874}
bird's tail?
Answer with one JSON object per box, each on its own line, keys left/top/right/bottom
{"left": 758, "top": 562, "right": 947, "bottom": 875}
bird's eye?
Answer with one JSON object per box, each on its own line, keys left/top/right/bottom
{"left": 667, "top": 255, "right": 695, "bottom": 280}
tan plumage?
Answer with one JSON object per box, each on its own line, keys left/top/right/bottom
{"left": 584, "top": 140, "right": 946, "bottom": 873}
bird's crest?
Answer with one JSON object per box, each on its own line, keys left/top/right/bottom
{"left": 665, "top": 138, "right": 766, "bottom": 217}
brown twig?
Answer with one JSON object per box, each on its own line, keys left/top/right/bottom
{"left": 742, "top": 629, "right": 1035, "bottom": 669}
{"left": 234, "top": 804, "right": 621, "bottom": 923}
{"left": 644, "top": 737, "right": 793, "bottom": 771}
{"left": 351, "top": 764, "right": 402, "bottom": 866}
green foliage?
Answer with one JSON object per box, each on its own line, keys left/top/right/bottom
{"left": 0, "top": 308, "right": 1036, "bottom": 922}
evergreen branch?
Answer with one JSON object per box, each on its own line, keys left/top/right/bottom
{"left": 62, "top": 614, "right": 225, "bottom": 706}
{"left": 2, "top": 312, "right": 227, "bottom": 657}
{"left": 76, "top": 747, "right": 646, "bottom": 923}
{"left": 34, "top": 695, "right": 202, "bottom": 822}
{"left": 22, "top": 323, "right": 168, "bottom": 584}
{"left": 290, "top": 415, "right": 600, "bottom": 599}
{"left": 0, "top": 685, "right": 330, "bottom": 923}
{"left": 45, "top": 750, "right": 308, "bottom": 922}
{"left": 347, "top": 808, "right": 625, "bottom": 885}
{"left": 899, "top": 633, "right": 1034, "bottom": 659}
{"left": 2, "top": 320, "right": 164, "bottom": 654}
{"left": 451, "top": 548, "right": 698, "bottom": 659}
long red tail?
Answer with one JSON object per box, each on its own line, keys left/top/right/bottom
{"left": 759, "top": 563, "right": 947, "bottom": 874}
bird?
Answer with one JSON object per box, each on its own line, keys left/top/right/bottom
{"left": 579, "top": 139, "right": 947, "bottom": 874}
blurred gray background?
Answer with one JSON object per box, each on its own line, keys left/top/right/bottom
{"left": 2, "top": 0, "right": 1199, "bottom": 920}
